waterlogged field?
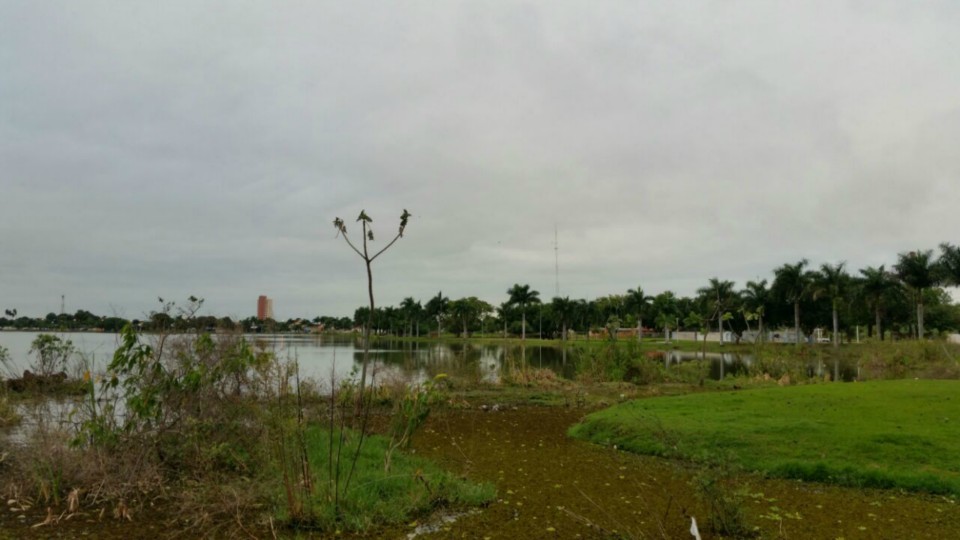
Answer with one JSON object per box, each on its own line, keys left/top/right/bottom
{"left": 570, "top": 379, "right": 960, "bottom": 494}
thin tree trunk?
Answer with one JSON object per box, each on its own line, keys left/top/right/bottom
{"left": 918, "top": 299, "right": 925, "bottom": 340}
{"left": 832, "top": 306, "right": 839, "bottom": 348}
{"left": 875, "top": 308, "right": 882, "bottom": 341}
{"left": 358, "top": 226, "right": 374, "bottom": 403}
{"left": 794, "top": 301, "right": 801, "bottom": 347}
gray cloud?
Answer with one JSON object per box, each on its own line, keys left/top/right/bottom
{"left": 3, "top": 1, "right": 959, "bottom": 319}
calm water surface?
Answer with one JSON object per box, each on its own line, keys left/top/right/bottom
{"left": 0, "top": 332, "right": 577, "bottom": 386}
{"left": 0, "top": 332, "right": 858, "bottom": 385}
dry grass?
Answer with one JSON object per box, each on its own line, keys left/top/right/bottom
{"left": 0, "top": 393, "right": 18, "bottom": 427}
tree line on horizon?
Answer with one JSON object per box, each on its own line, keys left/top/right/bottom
{"left": 3, "top": 244, "right": 960, "bottom": 341}
{"left": 342, "top": 243, "right": 960, "bottom": 343}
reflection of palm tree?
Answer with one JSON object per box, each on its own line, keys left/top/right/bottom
{"left": 858, "top": 265, "right": 898, "bottom": 341}
{"left": 813, "top": 262, "right": 849, "bottom": 347}
{"left": 625, "top": 286, "right": 652, "bottom": 343}
{"left": 895, "top": 250, "right": 939, "bottom": 339}
{"left": 507, "top": 284, "right": 540, "bottom": 341}
{"left": 773, "top": 260, "right": 814, "bottom": 346}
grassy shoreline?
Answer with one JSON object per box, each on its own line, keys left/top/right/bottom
{"left": 570, "top": 379, "right": 960, "bottom": 495}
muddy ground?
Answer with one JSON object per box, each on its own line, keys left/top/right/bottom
{"left": 2, "top": 405, "right": 958, "bottom": 539}
{"left": 390, "top": 406, "right": 959, "bottom": 540}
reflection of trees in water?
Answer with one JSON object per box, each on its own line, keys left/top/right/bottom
{"left": 249, "top": 338, "right": 578, "bottom": 385}
{"left": 660, "top": 350, "right": 858, "bottom": 381}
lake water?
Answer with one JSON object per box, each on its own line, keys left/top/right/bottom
{"left": 0, "top": 332, "right": 858, "bottom": 386}
{"left": 0, "top": 332, "right": 577, "bottom": 387}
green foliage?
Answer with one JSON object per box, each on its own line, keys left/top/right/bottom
{"left": 28, "top": 334, "right": 75, "bottom": 377}
{"left": 387, "top": 374, "right": 446, "bottom": 452}
{"left": 77, "top": 324, "right": 269, "bottom": 471}
{"left": 571, "top": 380, "right": 960, "bottom": 495}
{"left": 575, "top": 341, "right": 640, "bottom": 382}
{"left": 271, "top": 424, "right": 495, "bottom": 532}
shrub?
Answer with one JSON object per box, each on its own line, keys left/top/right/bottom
{"left": 691, "top": 452, "right": 755, "bottom": 538}
{"left": 28, "top": 334, "right": 75, "bottom": 377}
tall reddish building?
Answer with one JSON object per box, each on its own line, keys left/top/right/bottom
{"left": 256, "top": 295, "right": 274, "bottom": 320}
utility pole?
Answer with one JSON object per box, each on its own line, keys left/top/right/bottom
{"left": 60, "top": 294, "right": 65, "bottom": 315}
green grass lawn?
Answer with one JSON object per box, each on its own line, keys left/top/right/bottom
{"left": 569, "top": 380, "right": 960, "bottom": 494}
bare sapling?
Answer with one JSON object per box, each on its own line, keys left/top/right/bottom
{"left": 332, "top": 209, "right": 410, "bottom": 403}
{"left": 331, "top": 209, "right": 410, "bottom": 497}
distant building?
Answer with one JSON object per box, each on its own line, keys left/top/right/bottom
{"left": 257, "top": 295, "right": 274, "bottom": 320}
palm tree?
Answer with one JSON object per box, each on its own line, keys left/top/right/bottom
{"left": 424, "top": 291, "right": 449, "bottom": 336}
{"left": 625, "top": 286, "right": 653, "bottom": 343}
{"left": 813, "top": 262, "right": 850, "bottom": 348}
{"left": 550, "top": 296, "right": 577, "bottom": 341}
{"left": 741, "top": 279, "right": 769, "bottom": 342}
{"left": 448, "top": 298, "right": 470, "bottom": 337}
{"left": 496, "top": 301, "right": 512, "bottom": 338}
{"left": 697, "top": 278, "right": 737, "bottom": 344}
{"left": 399, "top": 297, "right": 420, "bottom": 337}
{"left": 858, "top": 265, "right": 899, "bottom": 341}
{"left": 506, "top": 284, "right": 541, "bottom": 340}
{"left": 773, "top": 260, "right": 815, "bottom": 346}
{"left": 894, "top": 250, "right": 939, "bottom": 339}
{"left": 575, "top": 299, "right": 593, "bottom": 340}
{"left": 939, "top": 243, "right": 960, "bottom": 287}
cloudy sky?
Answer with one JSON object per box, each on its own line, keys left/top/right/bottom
{"left": 2, "top": 1, "right": 959, "bottom": 320}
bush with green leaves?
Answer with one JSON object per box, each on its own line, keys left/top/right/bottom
{"left": 77, "top": 324, "right": 272, "bottom": 472}
{"left": 384, "top": 373, "right": 447, "bottom": 471}
{"left": 28, "top": 334, "right": 75, "bottom": 377}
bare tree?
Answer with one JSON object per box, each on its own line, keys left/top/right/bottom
{"left": 332, "top": 209, "right": 410, "bottom": 401}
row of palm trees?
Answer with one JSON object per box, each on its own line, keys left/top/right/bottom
{"left": 346, "top": 244, "right": 960, "bottom": 343}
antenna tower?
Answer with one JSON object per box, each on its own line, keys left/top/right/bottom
{"left": 554, "top": 224, "right": 560, "bottom": 297}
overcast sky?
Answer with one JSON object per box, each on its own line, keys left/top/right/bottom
{"left": 2, "top": 1, "right": 959, "bottom": 320}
